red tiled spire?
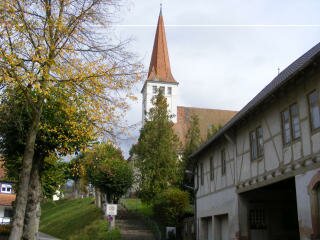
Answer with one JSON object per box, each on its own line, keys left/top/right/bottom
{"left": 147, "top": 9, "right": 177, "bottom": 83}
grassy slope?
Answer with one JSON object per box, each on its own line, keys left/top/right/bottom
{"left": 40, "top": 198, "right": 119, "bottom": 240}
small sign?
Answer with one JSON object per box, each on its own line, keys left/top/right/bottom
{"left": 166, "top": 227, "right": 176, "bottom": 239}
{"left": 106, "top": 204, "right": 117, "bottom": 216}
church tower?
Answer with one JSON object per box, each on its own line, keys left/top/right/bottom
{"left": 141, "top": 8, "right": 178, "bottom": 124}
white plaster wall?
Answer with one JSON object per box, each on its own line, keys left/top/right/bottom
{"left": 295, "top": 168, "right": 320, "bottom": 240}
{"left": 142, "top": 81, "right": 178, "bottom": 123}
{"left": 197, "top": 140, "right": 235, "bottom": 198}
{"left": 234, "top": 67, "right": 320, "bottom": 185}
{"left": 197, "top": 187, "right": 239, "bottom": 240}
{"left": 195, "top": 62, "right": 320, "bottom": 240}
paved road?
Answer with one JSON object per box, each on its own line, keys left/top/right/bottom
{"left": 37, "top": 232, "right": 60, "bottom": 240}
{"left": 117, "top": 205, "right": 155, "bottom": 240}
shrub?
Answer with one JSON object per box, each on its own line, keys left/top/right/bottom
{"left": 153, "top": 188, "right": 189, "bottom": 227}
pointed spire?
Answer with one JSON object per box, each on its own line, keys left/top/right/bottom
{"left": 147, "top": 8, "right": 177, "bottom": 83}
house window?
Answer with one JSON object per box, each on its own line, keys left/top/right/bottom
{"left": 281, "top": 103, "right": 301, "bottom": 145}
{"left": 4, "top": 208, "right": 13, "bottom": 218}
{"left": 167, "top": 87, "right": 172, "bottom": 95}
{"left": 250, "top": 126, "right": 263, "bottom": 160}
{"left": 1, "top": 184, "right": 12, "bottom": 194}
{"left": 290, "top": 104, "right": 301, "bottom": 139}
{"left": 257, "top": 127, "right": 264, "bottom": 156}
{"left": 159, "top": 86, "right": 165, "bottom": 94}
{"left": 152, "top": 86, "right": 157, "bottom": 94}
{"left": 282, "top": 109, "right": 291, "bottom": 144}
{"left": 210, "top": 156, "right": 214, "bottom": 180}
{"left": 221, "top": 149, "right": 226, "bottom": 175}
{"left": 308, "top": 90, "right": 320, "bottom": 130}
{"left": 249, "top": 209, "right": 266, "bottom": 229}
{"left": 200, "top": 163, "right": 204, "bottom": 185}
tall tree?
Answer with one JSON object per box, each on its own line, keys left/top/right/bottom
{"left": 0, "top": 88, "right": 94, "bottom": 239}
{"left": 84, "top": 143, "right": 133, "bottom": 204}
{"left": 181, "top": 114, "right": 201, "bottom": 196}
{"left": 0, "top": 1, "right": 141, "bottom": 238}
{"left": 183, "top": 114, "right": 202, "bottom": 166}
{"left": 131, "top": 92, "right": 180, "bottom": 202}
{"left": 68, "top": 155, "right": 86, "bottom": 199}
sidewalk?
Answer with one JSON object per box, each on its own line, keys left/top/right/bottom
{"left": 117, "top": 205, "right": 155, "bottom": 240}
{"left": 37, "top": 232, "right": 60, "bottom": 240}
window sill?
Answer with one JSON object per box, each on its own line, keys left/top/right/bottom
{"left": 283, "top": 138, "right": 301, "bottom": 148}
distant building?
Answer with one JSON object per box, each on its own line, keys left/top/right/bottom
{"left": 192, "top": 42, "right": 320, "bottom": 240}
{"left": 0, "top": 159, "right": 15, "bottom": 224}
{"left": 0, "top": 194, "right": 15, "bottom": 224}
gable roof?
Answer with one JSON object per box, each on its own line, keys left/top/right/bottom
{"left": 191, "top": 42, "right": 320, "bottom": 158}
{"left": 174, "top": 106, "right": 237, "bottom": 148}
{"left": 147, "top": 9, "right": 176, "bottom": 84}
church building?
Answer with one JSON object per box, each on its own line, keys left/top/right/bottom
{"left": 141, "top": 9, "right": 236, "bottom": 147}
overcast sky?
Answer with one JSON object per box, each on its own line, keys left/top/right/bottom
{"left": 113, "top": 0, "right": 320, "bottom": 157}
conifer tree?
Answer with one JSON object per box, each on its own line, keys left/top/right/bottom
{"left": 131, "top": 91, "right": 180, "bottom": 202}
{"left": 181, "top": 114, "right": 201, "bottom": 193}
{"left": 207, "top": 124, "right": 222, "bottom": 140}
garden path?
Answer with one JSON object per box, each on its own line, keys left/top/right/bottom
{"left": 117, "top": 205, "right": 155, "bottom": 240}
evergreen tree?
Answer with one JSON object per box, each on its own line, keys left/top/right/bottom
{"left": 181, "top": 114, "right": 201, "bottom": 194}
{"left": 131, "top": 92, "right": 180, "bottom": 202}
{"left": 207, "top": 124, "right": 222, "bottom": 140}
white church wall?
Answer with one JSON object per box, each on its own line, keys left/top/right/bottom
{"left": 142, "top": 81, "right": 178, "bottom": 123}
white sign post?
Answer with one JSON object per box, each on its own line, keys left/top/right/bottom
{"left": 106, "top": 204, "right": 117, "bottom": 229}
{"left": 106, "top": 204, "right": 118, "bottom": 216}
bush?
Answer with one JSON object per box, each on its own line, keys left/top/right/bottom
{"left": 153, "top": 188, "right": 189, "bottom": 227}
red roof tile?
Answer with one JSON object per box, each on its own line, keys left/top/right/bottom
{"left": 0, "top": 194, "right": 15, "bottom": 206}
{"left": 174, "top": 106, "right": 237, "bottom": 148}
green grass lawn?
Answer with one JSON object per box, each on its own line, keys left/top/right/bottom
{"left": 40, "top": 198, "right": 121, "bottom": 240}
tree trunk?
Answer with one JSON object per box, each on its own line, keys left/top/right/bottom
{"left": 22, "top": 158, "right": 41, "bottom": 240}
{"left": 9, "top": 108, "right": 42, "bottom": 240}
{"left": 95, "top": 188, "right": 102, "bottom": 208}
{"left": 73, "top": 179, "right": 79, "bottom": 198}
{"left": 35, "top": 202, "right": 41, "bottom": 236}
